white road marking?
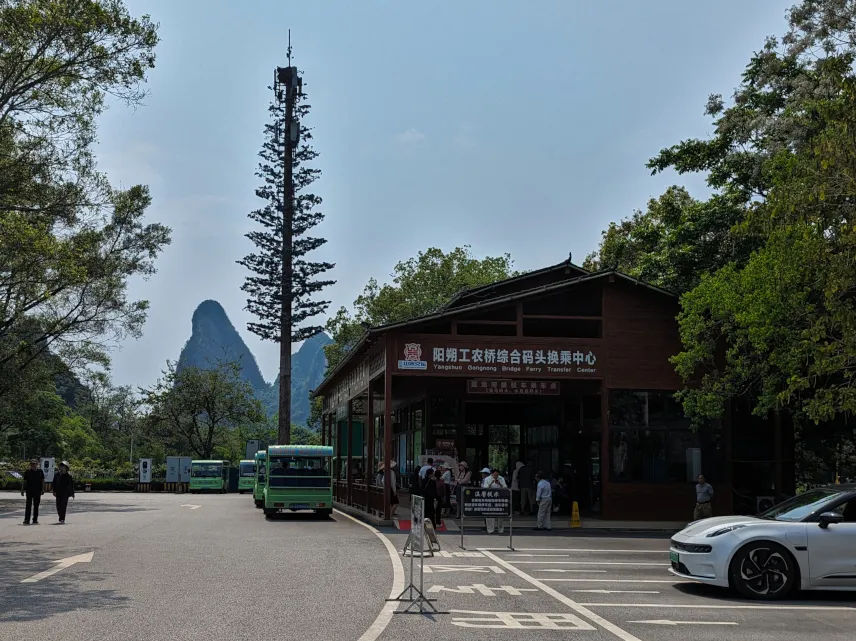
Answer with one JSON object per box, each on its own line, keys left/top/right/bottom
{"left": 428, "top": 584, "right": 538, "bottom": 596}
{"left": 180, "top": 504, "right": 201, "bottom": 510}
{"left": 334, "top": 510, "right": 404, "bottom": 641}
{"left": 573, "top": 590, "right": 660, "bottom": 594}
{"left": 630, "top": 619, "right": 737, "bottom": 626}
{"left": 480, "top": 549, "right": 643, "bottom": 641}
{"left": 437, "top": 550, "right": 485, "bottom": 558}
{"left": 498, "top": 548, "right": 666, "bottom": 553}
{"left": 585, "top": 603, "right": 856, "bottom": 611}
{"left": 542, "top": 579, "right": 691, "bottom": 584}
{"left": 424, "top": 565, "right": 505, "bottom": 574}
{"left": 506, "top": 549, "right": 665, "bottom": 554}
{"left": 512, "top": 561, "right": 668, "bottom": 566}
{"left": 449, "top": 610, "right": 597, "bottom": 630}
{"left": 20, "top": 552, "right": 94, "bottom": 583}
{"left": 538, "top": 569, "right": 608, "bottom": 573}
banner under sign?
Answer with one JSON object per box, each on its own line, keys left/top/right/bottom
{"left": 467, "top": 379, "right": 560, "bottom": 396}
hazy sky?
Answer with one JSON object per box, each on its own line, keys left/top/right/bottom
{"left": 99, "top": 0, "right": 792, "bottom": 388}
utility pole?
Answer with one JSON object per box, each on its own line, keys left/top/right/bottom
{"left": 274, "top": 33, "right": 301, "bottom": 444}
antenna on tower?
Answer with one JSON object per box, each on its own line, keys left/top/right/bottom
{"left": 287, "top": 29, "right": 292, "bottom": 66}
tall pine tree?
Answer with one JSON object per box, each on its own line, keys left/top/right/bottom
{"left": 238, "top": 75, "right": 335, "bottom": 432}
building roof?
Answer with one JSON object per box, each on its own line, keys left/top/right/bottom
{"left": 312, "top": 269, "right": 675, "bottom": 398}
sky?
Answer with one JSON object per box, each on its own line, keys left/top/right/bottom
{"left": 99, "top": 0, "right": 794, "bottom": 388}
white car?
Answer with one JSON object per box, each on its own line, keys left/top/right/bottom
{"left": 669, "top": 485, "right": 856, "bottom": 600}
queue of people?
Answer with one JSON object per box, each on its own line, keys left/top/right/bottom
{"left": 20, "top": 459, "right": 75, "bottom": 525}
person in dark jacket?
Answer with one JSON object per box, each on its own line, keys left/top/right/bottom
{"left": 21, "top": 459, "right": 45, "bottom": 525}
{"left": 517, "top": 462, "right": 535, "bottom": 515}
{"left": 52, "top": 461, "right": 75, "bottom": 524}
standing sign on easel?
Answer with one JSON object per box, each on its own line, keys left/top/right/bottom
{"left": 459, "top": 487, "right": 514, "bottom": 551}
{"left": 389, "top": 495, "right": 447, "bottom": 615}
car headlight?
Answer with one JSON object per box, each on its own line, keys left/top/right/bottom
{"left": 705, "top": 524, "right": 749, "bottom": 538}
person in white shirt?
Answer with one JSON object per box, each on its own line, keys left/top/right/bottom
{"left": 535, "top": 471, "right": 552, "bottom": 531}
{"left": 418, "top": 457, "right": 435, "bottom": 482}
{"left": 482, "top": 468, "right": 508, "bottom": 534}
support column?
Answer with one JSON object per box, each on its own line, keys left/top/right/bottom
{"left": 367, "top": 385, "right": 375, "bottom": 513}
{"left": 600, "top": 382, "right": 610, "bottom": 518}
{"left": 346, "top": 399, "right": 353, "bottom": 506}
{"left": 383, "top": 343, "right": 393, "bottom": 520}
{"left": 774, "top": 409, "right": 783, "bottom": 498}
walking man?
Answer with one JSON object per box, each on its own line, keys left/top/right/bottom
{"left": 21, "top": 459, "right": 45, "bottom": 525}
{"left": 694, "top": 473, "right": 714, "bottom": 521}
{"left": 517, "top": 461, "right": 535, "bottom": 515}
{"left": 53, "top": 461, "right": 75, "bottom": 524}
{"left": 535, "top": 471, "right": 552, "bottom": 531}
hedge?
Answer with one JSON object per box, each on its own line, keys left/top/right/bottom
{"left": 0, "top": 476, "right": 138, "bottom": 492}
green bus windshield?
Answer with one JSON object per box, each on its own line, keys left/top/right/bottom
{"left": 268, "top": 456, "right": 329, "bottom": 487}
{"left": 191, "top": 462, "right": 222, "bottom": 478}
{"left": 239, "top": 462, "right": 254, "bottom": 477}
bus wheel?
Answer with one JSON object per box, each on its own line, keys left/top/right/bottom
{"left": 254, "top": 500, "right": 263, "bottom": 509}
{"left": 316, "top": 509, "right": 333, "bottom": 519}
{"left": 263, "top": 508, "right": 275, "bottom": 518}
{"left": 239, "top": 490, "right": 244, "bottom": 494}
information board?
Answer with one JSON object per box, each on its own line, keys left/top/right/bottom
{"left": 461, "top": 487, "right": 512, "bottom": 518}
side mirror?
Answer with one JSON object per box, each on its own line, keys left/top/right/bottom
{"left": 818, "top": 511, "right": 845, "bottom": 529}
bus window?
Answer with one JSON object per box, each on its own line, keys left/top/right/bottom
{"left": 239, "top": 461, "right": 254, "bottom": 477}
{"left": 191, "top": 462, "right": 221, "bottom": 478}
{"left": 268, "top": 457, "right": 330, "bottom": 485}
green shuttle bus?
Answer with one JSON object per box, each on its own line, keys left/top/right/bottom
{"left": 253, "top": 450, "right": 266, "bottom": 508}
{"left": 238, "top": 459, "right": 255, "bottom": 494}
{"left": 263, "top": 445, "right": 333, "bottom": 518}
{"left": 189, "top": 460, "right": 229, "bottom": 493}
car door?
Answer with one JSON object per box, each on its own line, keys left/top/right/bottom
{"left": 806, "top": 499, "right": 856, "bottom": 587}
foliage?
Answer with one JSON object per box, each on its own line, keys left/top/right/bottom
{"left": 324, "top": 246, "right": 517, "bottom": 373}
{"left": 238, "top": 79, "right": 335, "bottom": 343}
{"left": 582, "top": 187, "right": 755, "bottom": 294}
{"left": 0, "top": 0, "right": 169, "bottom": 434}
{"left": 140, "top": 360, "right": 265, "bottom": 459}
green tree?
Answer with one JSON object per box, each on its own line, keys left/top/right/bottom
{"left": 140, "top": 360, "right": 265, "bottom": 459}
{"left": 324, "top": 246, "right": 517, "bottom": 372}
{"left": 0, "top": 1, "right": 169, "bottom": 402}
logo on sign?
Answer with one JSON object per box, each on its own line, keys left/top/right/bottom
{"left": 398, "top": 342, "right": 427, "bottom": 370}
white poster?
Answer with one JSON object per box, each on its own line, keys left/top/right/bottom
{"left": 139, "top": 458, "right": 153, "bottom": 483}
{"left": 411, "top": 495, "right": 425, "bottom": 551}
{"left": 40, "top": 457, "right": 55, "bottom": 483}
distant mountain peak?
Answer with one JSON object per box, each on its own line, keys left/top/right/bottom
{"left": 176, "top": 302, "right": 332, "bottom": 426}
{"left": 177, "top": 300, "right": 266, "bottom": 391}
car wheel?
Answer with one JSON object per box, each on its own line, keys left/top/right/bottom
{"left": 729, "top": 541, "right": 796, "bottom": 600}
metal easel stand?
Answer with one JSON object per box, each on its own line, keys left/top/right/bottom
{"left": 388, "top": 503, "right": 447, "bottom": 615}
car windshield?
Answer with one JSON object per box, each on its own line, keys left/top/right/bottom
{"left": 758, "top": 488, "right": 844, "bottom": 521}
{"left": 239, "top": 462, "right": 254, "bottom": 477}
{"left": 191, "top": 463, "right": 221, "bottom": 478}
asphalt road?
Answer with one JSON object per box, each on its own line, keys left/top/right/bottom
{"left": 2, "top": 493, "right": 855, "bottom": 641}
{"left": 377, "top": 531, "right": 856, "bottom": 641}
{"left": 0, "top": 491, "right": 393, "bottom": 641}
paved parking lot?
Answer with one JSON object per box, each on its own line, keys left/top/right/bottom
{"left": 377, "top": 531, "right": 856, "bottom": 641}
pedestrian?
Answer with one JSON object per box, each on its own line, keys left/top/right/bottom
{"left": 410, "top": 466, "right": 422, "bottom": 497}
{"left": 511, "top": 461, "right": 523, "bottom": 514}
{"left": 377, "top": 461, "right": 399, "bottom": 518}
{"left": 482, "top": 468, "right": 507, "bottom": 534}
{"left": 422, "top": 467, "right": 438, "bottom": 529}
{"left": 434, "top": 468, "right": 446, "bottom": 524}
{"left": 419, "top": 457, "right": 435, "bottom": 481}
{"left": 517, "top": 461, "right": 535, "bottom": 515}
{"left": 21, "top": 459, "right": 45, "bottom": 525}
{"left": 455, "top": 462, "right": 471, "bottom": 516}
{"left": 694, "top": 473, "right": 714, "bottom": 521}
{"left": 441, "top": 465, "right": 452, "bottom": 516}
{"left": 52, "top": 461, "right": 75, "bottom": 524}
{"left": 535, "top": 471, "right": 552, "bottom": 531}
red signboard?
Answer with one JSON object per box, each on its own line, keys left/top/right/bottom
{"left": 393, "top": 336, "right": 600, "bottom": 378}
{"left": 467, "top": 379, "right": 561, "bottom": 396}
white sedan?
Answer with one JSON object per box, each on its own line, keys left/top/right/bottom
{"left": 669, "top": 485, "right": 856, "bottom": 599}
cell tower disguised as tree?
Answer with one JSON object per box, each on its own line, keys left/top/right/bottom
{"left": 239, "top": 50, "right": 335, "bottom": 444}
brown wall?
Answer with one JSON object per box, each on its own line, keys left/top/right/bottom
{"left": 603, "top": 279, "right": 683, "bottom": 390}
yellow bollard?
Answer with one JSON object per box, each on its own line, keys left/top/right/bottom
{"left": 570, "top": 501, "right": 581, "bottom": 528}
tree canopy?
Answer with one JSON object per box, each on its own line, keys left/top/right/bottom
{"left": 323, "top": 246, "right": 518, "bottom": 373}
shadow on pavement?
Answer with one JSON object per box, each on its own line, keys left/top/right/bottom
{"left": 675, "top": 581, "right": 856, "bottom": 604}
{"left": 264, "top": 512, "right": 334, "bottom": 522}
{"left": 0, "top": 541, "right": 130, "bottom": 623}
{"left": 0, "top": 497, "right": 152, "bottom": 520}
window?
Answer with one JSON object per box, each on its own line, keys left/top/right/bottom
{"left": 190, "top": 463, "right": 221, "bottom": 478}
{"left": 268, "top": 457, "right": 330, "bottom": 487}
{"left": 239, "top": 462, "right": 254, "bottom": 477}
{"left": 608, "top": 390, "right": 700, "bottom": 483}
